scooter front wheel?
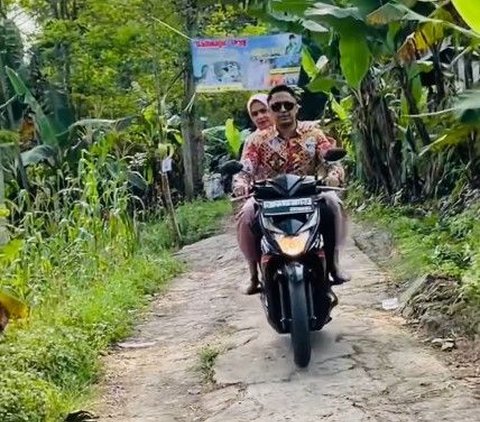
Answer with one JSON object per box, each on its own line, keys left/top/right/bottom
{"left": 288, "top": 277, "right": 311, "bottom": 368}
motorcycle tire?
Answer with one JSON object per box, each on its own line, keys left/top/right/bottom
{"left": 288, "top": 279, "right": 311, "bottom": 368}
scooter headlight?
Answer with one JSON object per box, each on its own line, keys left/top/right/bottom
{"left": 274, "top": 232, "right": 309, "bottom": 257}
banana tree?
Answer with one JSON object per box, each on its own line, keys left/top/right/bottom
{"left": 258, "top": 0, "right": 404, "bottom": 193}
{"left": 419, "top": 89, "right": 480, "bottom": 167}
{"left": 364, "top": 0, "right": 480, "bottom": 194}
{"left": 0, "top": 18, "right": 24, "bottom": 129}
{"left": 139, "top": 95, "right": 184, "bottom": 243}
{"left": 5, "top": 66, "right": 142, "bottom": 167}
{"left": 254, "top": 0, "right": 479, "bottom": 198}
{"left": 451, "top": 0, "right": 480, "bottom": 34}
{"left": 6, "top": 67, "right": 59, "bottom": 146}
{"left": 203, "top": 119, "right": 251, "bottom": 173}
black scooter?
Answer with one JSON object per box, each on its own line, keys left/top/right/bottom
{"left": 221, "top": 148, "right": 346, "bottom": 367}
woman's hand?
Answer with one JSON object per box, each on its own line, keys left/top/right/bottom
{"left": 233, "top": 184, "right": 249, "bottom": 198}
{"left": 302, "top": 120, "right": 320, "bottom": 131}
{"left": 324, "top": 167, "right": 344, "bottom": 187}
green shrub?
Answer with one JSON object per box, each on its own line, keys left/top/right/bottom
{"left": 0, "top": 370, "right": 63, "bottom": 422}
{"left": 142, "top": 199, "right": 231, "bottom": 250}
{"left": 0, "top": 194, "right": 229, "bottom": 420}
{"left": 347, "top": 187, "right": 480, "bottom": 304}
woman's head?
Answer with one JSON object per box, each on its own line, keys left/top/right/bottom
{"left": 247, "top": 93, "right": 272, "bottom": 131}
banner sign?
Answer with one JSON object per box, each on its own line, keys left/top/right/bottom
{"left": 191, "top": 33, "right": 302, "bottom": 93}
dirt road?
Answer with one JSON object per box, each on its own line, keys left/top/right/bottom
{"left": 94, "top": 228, "right": 479, "bottom": 421}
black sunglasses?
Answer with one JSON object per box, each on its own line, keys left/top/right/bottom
{"left": 270, "top": 101, "right": 296, "bottom": 113}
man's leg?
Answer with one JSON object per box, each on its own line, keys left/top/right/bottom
{"left": 318, "top": 192, "right": 351, "bottom": 285}
{"left": 236, "top": 198, "right": 262, "bottom": 295}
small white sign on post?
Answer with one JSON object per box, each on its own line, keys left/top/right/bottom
{"left": 162, "top": 157, "right": 173, "bottom": 173}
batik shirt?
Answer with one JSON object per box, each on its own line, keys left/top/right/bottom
{"left": 233, "top": 123, "right": 344, "bottom": 193}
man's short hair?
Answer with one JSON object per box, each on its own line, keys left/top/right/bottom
{"left": 267, "top": 84, "right": 298, "bottom": 103}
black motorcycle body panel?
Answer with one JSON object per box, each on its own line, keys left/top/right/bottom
{"left": 255, "top": 174, "right": 337, "bottom": 335}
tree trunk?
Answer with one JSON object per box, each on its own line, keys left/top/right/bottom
{"left": 160, "top": 171, "right": 183, "bottom": 246}
{"left": 354, "top": 73, "right": 401, "bottom": 197}
{"left": 181, "top": 55, "right": 195, "bottom": 199}
{"left": 181, "top": 102, "right": 198, "bottom": 199}
{"left": 397, "top": 67, "right": 430, "bottom": 147}
{"left": 0, "top": 153, "right": 8, "bottom": 245}
{"left": 464, "top": 52, "right": 473, "bottom": 90}
{"left": 0, "top": 158, "right": 4, "bottom": 205}
{"left": 431, "top": 47, "right": 446, "bottom": 109}
{"left": 181, "top": 0, "right": 204, "bottom": 200}
{"left": 0, "top": 54, "right": 15, "bottom": 128}
{"left": 15, "top": 143, "right": 30, "bottom": 194}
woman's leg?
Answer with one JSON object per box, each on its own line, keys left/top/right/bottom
{"left": 236, "top": 198, "right": 262, "bottom": 294}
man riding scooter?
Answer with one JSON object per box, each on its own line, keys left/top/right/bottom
{"left": 232, "top": 85, "right": 350, "bottom": 295}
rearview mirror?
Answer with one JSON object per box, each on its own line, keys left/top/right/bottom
{"left": 219, "top": 160, "right": 244, "bottom": 175}
{"left": 323, "top": 148, "right": 347, "bottom": 162}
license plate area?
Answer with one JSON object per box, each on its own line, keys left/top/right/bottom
{"left": 262, "top": 197, "right": 314, "bottom": 216}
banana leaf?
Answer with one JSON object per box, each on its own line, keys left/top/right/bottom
{"left": 5, "top": 67, "right": 59, "bottom": 146}
{"left": 21, "top": 144, "right": 57, "bottom": 167}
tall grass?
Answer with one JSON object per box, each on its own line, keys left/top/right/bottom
{"left": 142, "top": 199, "right": 231, "bottom": 252}
{"left": 0, "top": 140, "right": 231, "bottom": 420}
{"left": 346, "top": 184, "right": 480, "bottom": 304}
